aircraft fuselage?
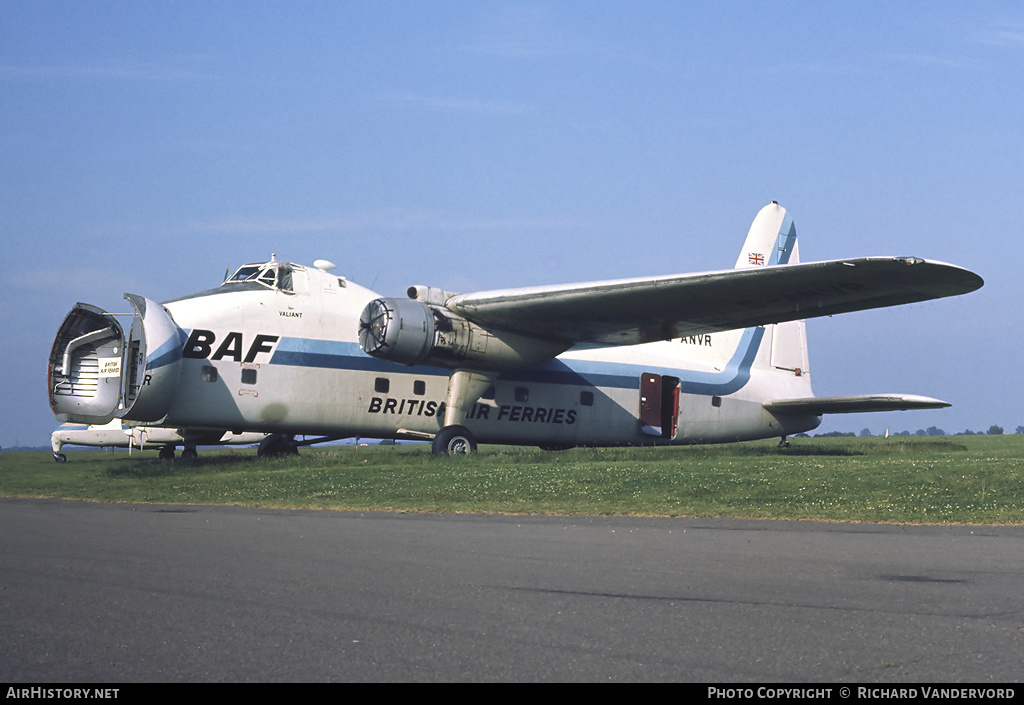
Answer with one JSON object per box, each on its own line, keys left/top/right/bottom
{"left": 48, "top": 260, "right": 821, "bottom": 449}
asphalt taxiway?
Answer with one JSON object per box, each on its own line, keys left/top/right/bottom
{"left": 1, "top": 498, "right": 1021, "bottom": 682}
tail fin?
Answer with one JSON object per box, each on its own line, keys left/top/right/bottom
{"left": 734, "top": 201, "right": 798, "bottom": 269}
{"left": 741, "top": 203, "right": 811, "bottom": 392}
{"left": 667, "top": 203, "right": 810, "bottom": 406}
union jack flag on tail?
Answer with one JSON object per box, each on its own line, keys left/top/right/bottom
{"left": 748, "top": 252, "right": 765, "bottom": 266}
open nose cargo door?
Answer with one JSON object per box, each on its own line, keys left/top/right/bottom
{"left": 48, "top": 295, "right": 183, "bottom": 424}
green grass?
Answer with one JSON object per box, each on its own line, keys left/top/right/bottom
{"left": 2, "top": 435, "right": 1024, "bottom": 524}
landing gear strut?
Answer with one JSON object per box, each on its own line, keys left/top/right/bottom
{"left": 430, "top": 369, "right": 491, "bottom": 457}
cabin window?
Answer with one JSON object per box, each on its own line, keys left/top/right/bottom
{"left": 580, "top": 391, "right": 594, "bottom": 406}
{"left": 712, "top": 396, "right": 722, "bottom": 408}
{"left": 241, "top": 368, "right": 258, "bottom": 385}
{"left": 515, "top": 387, "right": 529, "bottom": 403}
{"left": 201, "top": 366, "right": 218, "bottom": 383}
{"left": 375, "top": 377, "right": 390, "bottom": 393}
{"left": 413, "top": 380, "right": 426, "bottom": 396}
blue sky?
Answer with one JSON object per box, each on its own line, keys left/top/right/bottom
{"left": 1, "top": 1, "right": 1019, "bottom": 447}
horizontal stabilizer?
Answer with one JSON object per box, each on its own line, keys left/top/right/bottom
{"left": 764, "top": 394, "right": 951, "bottom": 415}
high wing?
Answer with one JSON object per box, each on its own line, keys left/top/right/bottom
{"left": 763, "top": 394, "right": 951, "bottom": 415}
{"left": 446, "top": 257, "right": 983, "bottom": 346}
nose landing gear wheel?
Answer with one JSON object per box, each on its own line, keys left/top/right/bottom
{"left": 432, "top": 425, "right": 477, "bottom": 456}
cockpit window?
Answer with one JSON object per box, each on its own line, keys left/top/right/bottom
{"left": 227, "top": 265, "right": 262, "bottom": 283}
{"left": 223, "top": 262, "right": 294, "bottom": 292}
{"left": 257, "top": 268, "right": 277, "bottom": 287}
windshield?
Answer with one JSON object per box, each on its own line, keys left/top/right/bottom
{"left": 227, "top": 265, "right": 262, "bottom": 283}
{"left": 223, "top": 262, "right": 293, "bottom": 291}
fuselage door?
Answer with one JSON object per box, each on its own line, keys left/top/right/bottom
{"left": 664, "top": 376, "right": 680, "bottom": 439}
{"left": 640, "top": 373, "right": 680, "bottom": 439}
{"left": 48, "top": 304, "right": 128, "bottom": 424}
{"left": 120, "top": 294, "right": 184, "bottom": 423}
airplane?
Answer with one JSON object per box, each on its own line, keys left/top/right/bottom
{"left": 50, "top": 420, "right": 268, "bottom": 462}
{"left": 46, "top": 202, "right": 983, "bottom": 459}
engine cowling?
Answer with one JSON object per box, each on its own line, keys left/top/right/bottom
{"left": 358, "top": 297, "right": 566, "bottom": 371}
{"left": 358, "top": 297, "right": 436, "bottom": 366}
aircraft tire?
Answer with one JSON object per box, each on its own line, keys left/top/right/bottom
{"left": 53, "top": 452, "right": 67, "bottom": 463}
{"left": 258, "top": 433, "right": 299, "bottom": 459}
{"left": 181, "top": 448, "right": 198, "bottom": 460}
{"left": 432, "top": 425, "right": 477, "bottom": 456}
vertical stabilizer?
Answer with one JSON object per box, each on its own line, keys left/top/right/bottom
{"left": 734, "top": 201, "right": 797, "bottom": 269}
{"left": 739, "top": 203, "right": 812, "bottom": 395}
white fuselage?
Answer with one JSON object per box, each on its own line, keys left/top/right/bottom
{"left": 153, "top": 263, "right": 821, "bottom": 446}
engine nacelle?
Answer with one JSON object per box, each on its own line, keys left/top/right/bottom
{"left": 358, "top": 297, "right": 566, "bottom": 371}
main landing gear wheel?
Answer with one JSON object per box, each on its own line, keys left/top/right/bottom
{"left": 258, "top": 433, "right": 299, "bottom": 459}
{"left": 432, "top": 425, "right": 477, "bottom": 456}
{"left": 53, "top": 452, "right": 67, "bottom": 463}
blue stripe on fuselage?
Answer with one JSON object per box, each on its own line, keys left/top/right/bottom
{"left": 268, "top": 327, "right": 765, "bottom": 396}
{"left": 146, "top": 335, "right": 185, "bottom": 371}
